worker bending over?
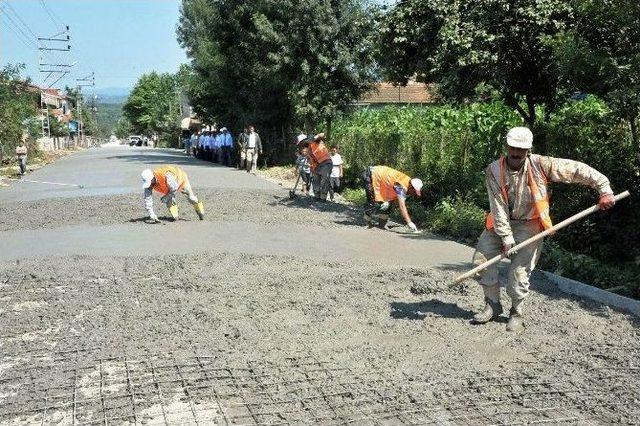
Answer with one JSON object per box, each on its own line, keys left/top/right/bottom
{"left": 141, "top": 165, "right": 205, "bottom": 222}
{"left": 363, "top": 165, "right": 423, "bottom": 232}
{"left": 473, "top": 127, "right": 615, "bottom": 332}
{"left": 301, "top": 133, "right": 333, "bottom": 201}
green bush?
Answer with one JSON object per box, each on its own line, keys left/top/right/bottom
{"left": 421, "top": 197, "right": 486, "bottom": 244}
{"left": 341, "top": 187, "right": 367, "bottom": 205}
{"left": 539, "top": 241, "right": 640, "bottom": 299}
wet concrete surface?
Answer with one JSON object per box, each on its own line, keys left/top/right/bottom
{"left": 0, "top": 146, "right": 638, "bottom": 424}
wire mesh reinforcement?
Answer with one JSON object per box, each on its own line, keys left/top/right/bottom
{"left": 0, "top": 345, "right": 638, "bottom": 425}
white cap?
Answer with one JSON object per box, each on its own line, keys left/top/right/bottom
{"left": 220, "top": 127, "right": 227, "bottom": 132}
{"left": 506, "top": 127, "right": 533, "bottom": 149}
{"left": 410, "top": 178, "right": 423, "bottom": 196}
{"left": 141, "top": 169, "right": 154, "bottom": 189}
{"left": 296, "top": 133, "right": 308, "bottom": 144}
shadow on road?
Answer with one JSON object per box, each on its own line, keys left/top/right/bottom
{"left": 390, "top": 300, "right": 474, "bottom": 320}
{"left": 105, "top": 151, "right": 233, "bottom": 169}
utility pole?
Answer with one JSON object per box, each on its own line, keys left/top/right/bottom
{"left": 38, "top": 26, "right": 71, "bottom": 142}
{"left": 76, "top": 72, "right": 95, "bottom": 147}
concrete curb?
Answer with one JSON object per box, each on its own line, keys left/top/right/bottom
{"left": 542, "top": 271, "right": 640, "bottom": 317}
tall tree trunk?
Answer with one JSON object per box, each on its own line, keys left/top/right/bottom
{"left": 630, "top": 113, "right": 640, "bottom": 171}
{"left": 526, "top": 94, "right": 536, "bottom": 128}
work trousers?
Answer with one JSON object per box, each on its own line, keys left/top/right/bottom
{"left": 312, "top": 161, "right": 333, "bottom": 200}
{"left": 472, "top": 220, "right": 543, "bottom": 305}
{"left": 246, "top": 148, "right": 258, "bottom": 173}
{"left": 18, "top": 156, "right": 27, "bottom": 175}
{"left": 221, "top": 146, "right": 230, "bottom": 166}
{"left": 329, "top": 177, "right": 340, "bottom": 200}
{"left": 162, "top": 180, "right": 199, "bottom": 210}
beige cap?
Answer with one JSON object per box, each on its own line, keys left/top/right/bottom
{"left": 506, "top": 127, "right": 533, "bottom": 149}
{"left": 141, "top": 169, "right": 154, "bottom": 189}
{"left": 410, "top": 178, "right": 423, "bottom": 196}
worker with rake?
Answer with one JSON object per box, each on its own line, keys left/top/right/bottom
{"left": 472, "top": 127, "right": 616, "bottom": 332}
{"left": 141, "top": 166, "right": 205, "bottom": 223}
{"left": 363, "top": 165, "right": 423, "bottom": 233}
{"left": 299, "top": 133, "right": 333, "bottom": 202}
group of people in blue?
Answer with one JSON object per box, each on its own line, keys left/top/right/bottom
{"left": 186, "top": 127, "right": 234, "bottom": 167}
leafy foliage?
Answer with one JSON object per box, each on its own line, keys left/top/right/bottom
{"left": 122, "top": 72, "right": 181, "bottom": 146}
{"left": 177, "top": 0, "right": 379, "bottom": 145}
{"left": 378, "top": 0, "right": 572, "bottom": 126}
{"left": 550, "top": 0, "right": 640, "bottom": 155}
{"left": 0, "top": 64, "right": 37, "bottom": 157}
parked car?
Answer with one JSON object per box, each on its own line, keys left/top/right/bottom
{"left": 128, "top": 135, "right": 143, "bottom": 146}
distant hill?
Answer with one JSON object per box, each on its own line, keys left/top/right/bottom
{"left": 95, "top": 87, "right": 130, "bottom": 104}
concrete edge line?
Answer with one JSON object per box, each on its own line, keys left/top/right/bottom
{"left": 542, "top": 271, "right": 640, "bottom": 317}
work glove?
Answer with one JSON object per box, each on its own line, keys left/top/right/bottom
{"left": 598, "top": 193, "right": 615, "bottom": 210}
{"left": 380, "top": 201, "right": 390, "bottom": 212}
{"left": 502, "top": 243, "right": 516, "bottom": 258}
{"left": 407, "top": 222, "right": 418, "bottom": 232}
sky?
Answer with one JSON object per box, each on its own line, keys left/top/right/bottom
{"left": 0, "top": 0, "right": 188, "bottom": 92}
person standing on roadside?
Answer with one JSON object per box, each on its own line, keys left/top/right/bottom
{"left": 220, "top": 127, "right": 233, "bottom": 167}
{"left": 15, "top": 135, "right": 28, "bottom": 176}
{"left": 295, "top": 137, "right": 312, "bottom": 195}
{"left": 471, "top": 127, "right": 616, "bottom": 333}
{"left": 237, "top": 127, "right": 249, "bottom": 169}
{"left": 329, "top": 145, "right": 343, "bottom": 201}
{"left": 245, "top": 125, "right": 262, "bottom": 174}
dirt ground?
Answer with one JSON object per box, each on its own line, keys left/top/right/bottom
{"left": 0, "top": 148, "right": 638, "bottom": 425}
{"left": 0, "top": 252, "right": 638, "bottom": 424}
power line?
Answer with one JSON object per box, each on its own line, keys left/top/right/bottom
{"left": 0, "top": 13, "right": 37, "bottom": 50}
{"left": 0, "top": 6, "right": 37, "bottom": 48}
{"left": 4, "top": 1, "right": 38, "bottom": 39}
{"left": 39, "top": 0, "right": 64, "bottom": 29}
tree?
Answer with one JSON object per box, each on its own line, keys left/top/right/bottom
{"left": 177, "top": 0, "right": 379, "bottom": 144}
{"left": 122, "top": 72, "right": 181, "bottom": 146}
{"left": 551, "top": 0, "right": 640, "bottom": 157}
{"left": 0, "top": 64, "right": 37, "bottom": 154}
{"left": 378, "top": 0, "right": 572, "bottom": 127}
{"left": 114, "top": 117, "right": 133, "bottom": 140}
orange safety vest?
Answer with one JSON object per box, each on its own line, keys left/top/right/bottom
{"left": 152, "top": 165, "right": 188, "bottom": 196}
{"left": 485, "top": 155, "right": 552, "bottom": 231}
{"left": 371, "top": 166, "right": 412, "bottom": 202}
{"left": 307, "top": 141, "right": 331, "bottom": 172}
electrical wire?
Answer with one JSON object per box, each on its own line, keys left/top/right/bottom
{"left": 39, "top": 0, "right": 64, "bottom": 29}
{"left": 4, "top": 1, "right": 38, "bottom": 39}
{"left": 0, "top": 5, "right": 38, "bottom": 48}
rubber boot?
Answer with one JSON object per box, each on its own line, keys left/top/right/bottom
{"left": 194, "top": 202, "right": 205, "bottom": 220}
{"left": 506, "top": 299, "right": 525, "bottom": 332}
{"left": 378, "top": 213, "right": 390, "bottom": 229}
{"left": 168, "top": 204, "right": 179, "bottom": 221}
{"left": 472, "top": 286, "right": 503, "bottom": 324}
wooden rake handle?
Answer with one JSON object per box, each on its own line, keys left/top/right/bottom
{"left": 453, "top": 190, "right": 631, "bottom": 284}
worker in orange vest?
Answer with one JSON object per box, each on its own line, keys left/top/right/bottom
{"left": 472, "top": 127, "right": 616, "bottom": 332}
{"left": 363, "top": 165, "right": 423, "bottom": 232}
{"left": 301, "top": 133, "right": 333, "bottom": 201}
{"left": 141, "top": 165, "right": 205, "bottom": 222}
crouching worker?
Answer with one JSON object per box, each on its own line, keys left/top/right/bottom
{"left": 141, "top": 165, "right": 205, "bottom": 222}
{"left": 363, "top": 165, "right": 423, "bottom": 232}
{"left": 472, "top": 127, "right": 615, "bottom": 332}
